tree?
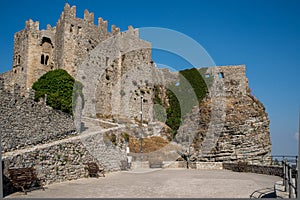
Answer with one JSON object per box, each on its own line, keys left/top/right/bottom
{"left": 32, "top": 69, "right": 78, "bottom": 115}
{"left": 166, "top": 88, "right": 181, "bottom": 138}
{"left": 152, "top": 68, "right": 209, "bottom": 139}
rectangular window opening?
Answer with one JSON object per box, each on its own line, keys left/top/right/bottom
{"left": 218, "top": 72, "right": 224, "bottom": 78}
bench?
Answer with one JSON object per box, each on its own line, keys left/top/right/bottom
{"left": 149, "top": 161, "right": 163, "bottom": 168}
{"left": 120, "top": 160, "right": 129, "bottom": 170}
{"left": 86, "top": 162, "right": 105, "bottom": 177}
{"left": 8, "top": 167, "right": 45, "bottom": 195}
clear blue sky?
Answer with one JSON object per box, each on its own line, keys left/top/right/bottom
{"left": 0, "top": 0, "right": 299, "bottom": 156}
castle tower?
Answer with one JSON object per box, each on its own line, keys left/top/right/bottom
{"left": 9, "top": 3, "right": 154, "bottom": 122}
{"left": 12, "top": 19, "right": 56, "bottom": 91}
{"left": 54, "top": 4, "right": 110, "bottom": 77}
{"left": 11, "top": 3, "right": 111, "bottom": 90}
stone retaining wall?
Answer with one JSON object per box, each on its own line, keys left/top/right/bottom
{"left": 131, "top": 161, "right": 150, "bottom": 169}
{"left": 0, "top": 79, "right": 76, "bottom": 153}
{"left": 2, "top": 126, "right": 127, "bottom": 196}
{"left": 223, "top": 162, "right": 283, "bottom": 177}
{"left": 2, "top": 139, "right": 95, "bottom": 196}
{"left": 195, "top": 162, "right": 223, "bottom": 170}
{"left": 162, "top": 161, "right": 187, "bottom": 168}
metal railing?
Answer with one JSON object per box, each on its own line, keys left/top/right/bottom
{"left": 270, "top": 155, "right": 298, "bottom": 167}
{"left": 282, "top": 159, "right": 298, "bottom": 198}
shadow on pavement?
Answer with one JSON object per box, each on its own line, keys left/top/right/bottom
{"left": 250, "top": 187, "right": 276, "bottom": 198}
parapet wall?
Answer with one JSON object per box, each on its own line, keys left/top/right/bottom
{"left": 223, "top": 162, "right": 283, "bottom": 177}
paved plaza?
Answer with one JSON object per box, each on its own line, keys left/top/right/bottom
{"left": 6, "top": 168, "right": 281, "bottom": 198}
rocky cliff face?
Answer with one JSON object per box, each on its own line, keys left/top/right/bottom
{"left": 179, "top": 95, "right": 271, "bottom": 164}
{"left": 176, "top": 65, "right": 272, "bottom": 164}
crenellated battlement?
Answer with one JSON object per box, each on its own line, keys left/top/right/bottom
{"left": 84, "top": 9, "right": 94, "bottom": 23}
{"left": 63, "top": 3, "right": 76, "bottom": 19}
{"left": 6, "top": 3, "right": 151, "bottom": 91}
{"left": 111, "top": 24, "right": 120, "bottom": 35}
{"left": 25, "top": 19, "right": 39, "bottom": 31}
{"left": 98, "top": 17, "right": 108, "bottom": 31}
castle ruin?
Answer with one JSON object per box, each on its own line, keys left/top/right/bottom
{"left": 0, "top": 4, "right": 272, "bottom": 193}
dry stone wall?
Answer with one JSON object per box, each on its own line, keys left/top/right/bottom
{"left": 2, "top": 126, "right": 126, "bottom": 184}
{"left": 2, "top": 141, "right": 96, "bottom": 186}
{"left": 2, "top": 127, "right": 126, "bottom": 197}
{"left": 0, "top": 78, "right": 76, "bottom": 153}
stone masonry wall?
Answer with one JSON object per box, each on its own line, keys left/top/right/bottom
{"left": 55, "top": 4, "right": 111, "bottom": 78}
{"left": 223, "top": 162, "right": 283, "bottom": 177}
{"left": 2, "top": 127, "right": 125, "bottom": 196}
{"left": 2, "top": 126, "right": 127, "bottom": 184}
{"left": 0, "top": 78, "right": 76, "bottom": 153}
{"left": 0, "top": 84, "right": 127, "bottom": 196}
{"left": 206, "top": 65, "right": 249, "bottom": 97}
{"left": 5, "top": 3, "right": 118, "bottom": 93}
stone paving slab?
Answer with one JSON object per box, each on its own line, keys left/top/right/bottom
{"left": 274, "top": 180, "right": 297, "bottom": 198}
{"left": 5, "top": 169, "right": 281, "bottom": 198}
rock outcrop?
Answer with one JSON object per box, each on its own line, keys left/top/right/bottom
{"left": 176, "top": 65, "right": 272, "bottom": 164}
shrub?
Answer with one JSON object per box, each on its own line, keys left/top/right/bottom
{"left": 32, "top": 69, "right": 83, "bottom": 115}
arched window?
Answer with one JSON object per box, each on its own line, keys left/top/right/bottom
{"left": 41, "top": 54, "right": 44, "bottom": 65}
{"left": 70, "top": 24, "right": 74, "bottom": 33}
{"left": 16, "top": 55, "right": 21, "bottom": 65}
{"left": 45, "top": 55, "right": 49, "bottom": 65}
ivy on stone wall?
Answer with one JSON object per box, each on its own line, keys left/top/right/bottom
{"left": 179, "top": 67, "right": 208, "bottom": 104}
{"left": 154, "top": 68, "right": 209, "bottom": 139}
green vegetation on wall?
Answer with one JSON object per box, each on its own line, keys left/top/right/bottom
{"left": 153, "top": 67, "right": 209, "bottom": 139}
{"left": 179, "top": 67, "right": 208, "bottom": 104}
{"left": 153, "top": 85, "right": 167, "bottom": 122}
{"left": 165, "top": 88, "right": 181, "bottom": 138}
{"left": 32, "top": 69, "right": 83, "bottom": 115}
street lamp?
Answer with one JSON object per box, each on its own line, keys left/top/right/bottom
{"left": 187, "top": 128, "right": 191, "bottom": 169}
{"left": 140, "top": 96, "right": 143, "bottom": 162}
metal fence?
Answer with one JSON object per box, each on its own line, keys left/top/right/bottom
{"left": 282, "top": 159, "right": 298, "bottom": 198}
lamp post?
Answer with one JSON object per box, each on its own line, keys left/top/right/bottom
{"left": 140, "top": 96, "right": 143, "bottom": 162}
{"left": 187, "top": 128, "right": 191, "bottom": 169}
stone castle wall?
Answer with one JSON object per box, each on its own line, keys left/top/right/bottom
{"left": 73, "top": 25, "right": 155, "bottom": 122}
{"left": 54, "top": 4, "right": 111, "bottom": 78}
{"left": 206, "top": 65, "right": 249, "bottom": 97}
{"left": 4, "top": 3, "right": 154, "bottom": 122}
{"left": 4, "top": 3, "right": 141, "bottom": 93}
